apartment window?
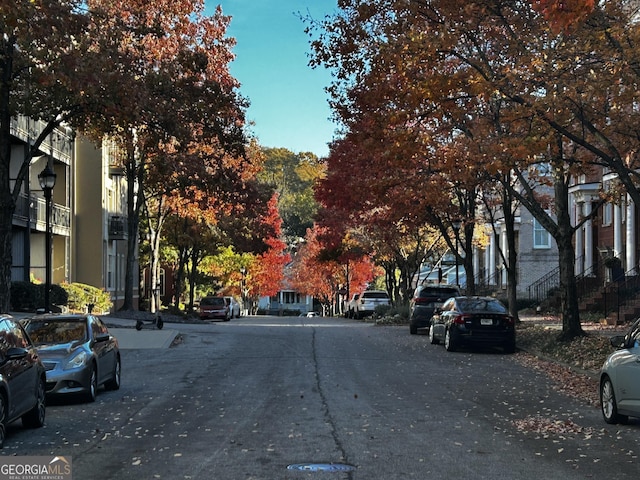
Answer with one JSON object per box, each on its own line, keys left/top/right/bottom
{"left": 533, "top": 218, "right": 550, "bottom": 249}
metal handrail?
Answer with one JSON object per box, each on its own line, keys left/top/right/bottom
{"left": 527, "top": 265, "right": 560, "bottom": 303}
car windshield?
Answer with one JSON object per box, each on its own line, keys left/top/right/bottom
{"left": 201, "top": 297, "right": 224, "bottom": 306}
{"left": 420, "top": 287, "right": 458, "bottom": 297}
{"left": 457, "top": 298, "right": 507, "bottom": 313}
{"left": 362, "top": 292, "right": 388, "bottom": 298}
{"left": 24, "top": 320, "right": 87, "bottom": 345}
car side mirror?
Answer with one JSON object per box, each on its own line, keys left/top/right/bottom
{"left": 610, "top": 335, "right": 626, "bottom": 349}
{"left": 5, "top": 347, "right": 28, "bottom": 361}
{"left": 94, "top": 333, "right": 110, "bottom": 344}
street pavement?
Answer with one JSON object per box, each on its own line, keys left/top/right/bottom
{"left": 98, "top": 315, "right": 179, "bottom": 349}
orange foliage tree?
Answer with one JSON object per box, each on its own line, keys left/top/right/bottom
{"left": 289, "top": 225, "right": 379, "bottom": 315}
{"left": 244, "top": 195, "right": 290, "bottom": 311}
{"left": 307, "top": 0, "right": 640, "bottom": 337}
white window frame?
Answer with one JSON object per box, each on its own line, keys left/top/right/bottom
{"left": 533, "top": 218, "right": 551, "bottom": 249}
{"left": 602, "top": 202, "right": 613, "bottom": 227}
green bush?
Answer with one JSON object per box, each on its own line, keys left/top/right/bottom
{"left": 10, "top": 281, "right": 36, "bottom": 311}
{"left": 62, "top": 283, "right": 111, "bottom": 313}
{"left": 10, "top": 281, "right": 69, "bottom": 312}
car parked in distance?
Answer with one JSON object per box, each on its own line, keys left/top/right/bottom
{"left": 0, "top": 315, "right": 46, "bottom": 448}
{"left": 224, "top": 296, "right": 241, "bottom": 318}
{"left": 600, "top": 318, "right": 640, "bottom": 424}
{"left": 429, "top": 296, "right": 515, "bottom": 353}
{"left": 353, "top": 290, "right": 390, "bottom": 319}
{"left": 345, "top": 293, "right": 360, "bottom": 318}
{"left": 409, "top": 284, "right": 461, "bottom": 334}
{"left": 21, "top": 313, "right": 121, "bottom": 403}
{"left": 199, "top": 296, "right": 231, "bottom": 321}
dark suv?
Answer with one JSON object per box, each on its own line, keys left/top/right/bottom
{"left": 0, "top": 315, "right": 47, "bottom": 447}
{"left": 409, "top": 285, "right": 460, "bottom": 334}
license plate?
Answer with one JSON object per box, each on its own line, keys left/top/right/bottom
{"left": 480, "top": 318, "right": 493, "bottom": 326}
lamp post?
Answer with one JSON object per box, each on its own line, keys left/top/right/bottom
{"left": 38, "top": 164, "right": 56, "bottom": 312}
{"left": 452, "top": 219, "right": 461, "bottom": 288}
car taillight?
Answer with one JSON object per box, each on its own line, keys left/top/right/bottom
{"left": 414, "top": 297, "right": 428, "bottom": 305}
{"left": 452, "top": 314, "right": 468, "bottom": 325}
{"left": 505, "top": 316, "right": 515, "bottom": 326}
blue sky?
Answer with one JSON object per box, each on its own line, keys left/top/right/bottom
{"left": 208, "top": 1, "right": 338, "bottom": 158}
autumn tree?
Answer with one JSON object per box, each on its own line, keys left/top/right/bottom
{"left": 0, "top": 1, "right": 134, "bottom": 311}
{"left": 308, "top": 0, "right": 640, "bottom": 339}
{"left": 78, "top": 0, "right": 250, "bottom": 311}
{"left": 245, "top": 195, "right": 290, "bottom": 307}
{"left": 290, "top": 224, "right": 379, "bottom": 315}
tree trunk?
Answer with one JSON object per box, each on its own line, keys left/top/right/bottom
{"left": 174, "top": 245, "right": 188, "bottom": 311}
{"left": 502, "top": 186, "right": 520, "bottom": 322}
{"left": 0, "top": 36, "right": 14, "bottom": 313}
{"left": 554, "top": 171, "right": 584, "bottom": 339}
{"left": 0, "top": 170, "right": 13, "bottom": 314}
{"left": 188, "top": 245, "right": 202, "bottom": 309}
{"left": 121, "top": 142, "right": 140, "bottom": 311}
{"left": 462, "top": 222, "right": 475, "bottom": 295}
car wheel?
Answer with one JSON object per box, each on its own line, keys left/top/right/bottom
{"left": 601, "top": 376, "right": 627, "bottom": 424}
{"left": 410, "top": 323, "right": 417, "bottom": 335}
{"left": 22, "top": 377, "right": 46, "bottom": 429}
{"left": 429, "top": 325, "right": 439, "bottom": 345}
{"left": 86, "top": 365, "right": 98, "bottom": 403}
{"left": 105, "top": 356, "right": 121, "bottom": 391}
{"left": 444, "top": 328, "right": 457, "bottom": 352}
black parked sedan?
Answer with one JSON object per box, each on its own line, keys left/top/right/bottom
{"left": 21, "top": 314, "right": 121, "bottom": 402}
{"left": 0, "top": 315, "right": 47, "bottom": 448}
{"left": 429, "top": 296, "right": 516, "bottom": 353}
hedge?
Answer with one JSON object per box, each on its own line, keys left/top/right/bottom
{"left": 10, "top": 281, "right": 111, "bottom": 314}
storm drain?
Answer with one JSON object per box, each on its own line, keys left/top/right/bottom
{"left": 287, "top": 463, "right": 357, "bottom": 473}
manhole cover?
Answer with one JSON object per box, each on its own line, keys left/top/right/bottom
{"left": 287, "top": 463, "right": 357, "bottom": 472}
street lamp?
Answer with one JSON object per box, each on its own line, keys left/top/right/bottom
{"left": 38, "top": 164, "right": 56, "bottom": 313}
{"left": 452, "top": 219, "right": 461, "bottom": 288}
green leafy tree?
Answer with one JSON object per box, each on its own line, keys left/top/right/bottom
{"left": 258, "top": 147, "right": 324, "bottom": 239}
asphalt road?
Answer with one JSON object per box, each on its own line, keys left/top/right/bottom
{"left": 4, "top": 315, "right": 640, "bottom": 479}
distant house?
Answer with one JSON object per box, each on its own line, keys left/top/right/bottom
{"left": 258, "top": 290, "right": 314, "bottom": 315}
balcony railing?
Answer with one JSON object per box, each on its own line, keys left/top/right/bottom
{"left": 10, "top": 115, "right": 73, "bottom": 165}
{"left": 14, "top": 193, "right": 70, "bottom": 236}
{"left": 109, "top": 215, "right": 127, "bottom": 240}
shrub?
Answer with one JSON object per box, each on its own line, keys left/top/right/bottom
{"left": 10, "top": 281, "right": 36, "bottom": 311}
{"left": 61, "top": 283, "right": 111, "bottom": 313}
{"left": 10, "top": 282, "right": 69, "bottom": 312}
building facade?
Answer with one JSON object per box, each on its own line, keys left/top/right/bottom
{"left": 10, "top": 116, "right": 138, "bottom": 312}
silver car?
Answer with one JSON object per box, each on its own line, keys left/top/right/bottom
{"left": 224, "top": 296, "right": 241, "bottom": 318}
{"left": 22, "top": 314, "right": 121, "bottom": 403}
{"left": 600, "top": 318, "right": 640, "bottom": 424}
